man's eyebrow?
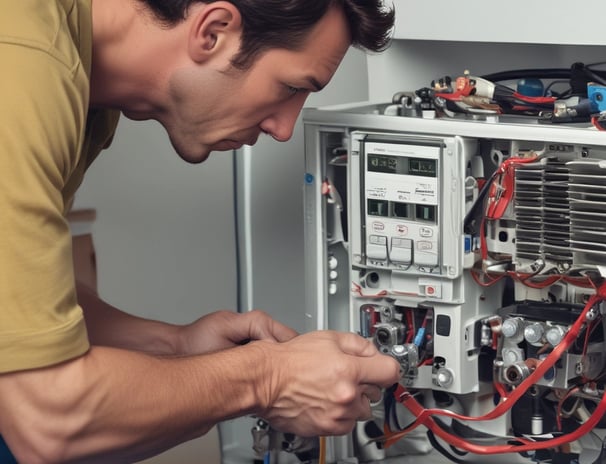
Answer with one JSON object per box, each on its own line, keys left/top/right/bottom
{"left": 305, "top": 76, "right": 325, "bottom": 92}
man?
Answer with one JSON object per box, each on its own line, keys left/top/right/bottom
{"left": 0, "top": 0, "right": 398, "bottom": 462}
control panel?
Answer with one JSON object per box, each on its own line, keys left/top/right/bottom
{"left": 298, "top": 102, "right": 606, "bottom": 464}
{"left": 359, "top": 136, "right": 442, "bottom": 271}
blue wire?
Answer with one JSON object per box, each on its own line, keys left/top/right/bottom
{"left": 414, "top": 327, "right": 426, "bottom": 347}
{"left": 264, "top": 451, "right": 270, "bottom": 464}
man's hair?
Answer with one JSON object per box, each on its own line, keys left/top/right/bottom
{"left": 137, "top": 0, "right": 395, "bottom": 70}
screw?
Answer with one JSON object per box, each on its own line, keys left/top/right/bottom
{"left": 575, "top": 362, "right": 584, "bottom": 375}
{"left": 586, "top": 307, "right": 598, "bottom": 321}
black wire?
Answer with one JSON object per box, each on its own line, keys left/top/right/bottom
{"left": 481, "top": 68, "right": 573, "bottom": 83}
{"left": 584, "top": 68, "right": 606, "bottom": 86}
{"left": 384, "top": 385, "right": 405, "bottom": 431}
{"left": 463, "top": 168, "right": 499, "bottom": 235}
{"left": 483, "top": 65, "right": 606, "bottom": 83}
{"left": 427, "top": 430, "right": 468, "bottom": 464}
{"left": 449, "top": 444, "right": 469, "bottom": 456}
{"left": 481, "top": 64, "right": 606, "bottom": 100}
{"left": 544, "top": 80, "right": 570, "bottom": 97}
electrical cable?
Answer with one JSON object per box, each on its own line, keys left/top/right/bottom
{"left": 380, "top": 283, "right": 606, "bottom": 455}
{"left": 481, "top": 64, "right": 606, "bottom": 85}
{"left": 481, "top": 68, "right": 575, "bottom": 83}
{"left": 584, "top": 68, "right": 606, "bottom": 86}
{"left": 427, "top": 429, "right": 468, "bottom": 464}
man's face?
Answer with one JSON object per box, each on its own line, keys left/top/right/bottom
{"left": 160, "top": 6, "right": 351, "bottom": 163}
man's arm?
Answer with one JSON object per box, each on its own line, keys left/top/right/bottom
{"left": 0, "top": 332, "right": 400, "bottom": 464}
{"left": 76, "top": 282, "right": 298, "bottom": 355}
{"left": 0, "top": 344, "right": 260, "bottom": 463}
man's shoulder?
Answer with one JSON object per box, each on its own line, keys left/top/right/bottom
{"left": 0, "top": 0, "right": 89, "bottom": 71}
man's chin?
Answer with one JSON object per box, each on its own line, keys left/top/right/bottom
{"left": 172, "top": 146, "right": 212, "bottom": 164}
{"left": 182, "top": 154, "right": 212, "bottom": 164}
{"left": 170, "top": 138, "right": 256, "bottom": 164}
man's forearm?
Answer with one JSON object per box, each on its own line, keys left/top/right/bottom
{"left": 77, "top": 282, "right": 182, "bottom": 356}
{"left": 0, "top": 344, "right": 267, "bottom": 463}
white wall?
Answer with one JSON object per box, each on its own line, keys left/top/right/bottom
{"left": 74, "top": 119, "right": 237, "bottom": 321}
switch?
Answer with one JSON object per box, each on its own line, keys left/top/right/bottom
{"left": 389, "top": 237, "right": 413, "bottom": 264}
{"left": 366, "top": 235, "right": 388, "bottom": 260}
{"left": 415, "top": 241, "right": 438, "bottom": 266}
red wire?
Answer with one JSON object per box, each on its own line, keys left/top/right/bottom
{"left": 591, "top": 116, "right": 606, "bottom": 131}
{"left": 385, "top": 284, "right": 606, "bottom": 453}
{"left": 470, "top": 268, "right": 505, "bottom": 287}
{"left": 351, "top": 282, "right": 388, "bottom": 299}
{"left": 406, "top": 310, "right": 414, "bottom": 343}
{"left": 409, "top": 391, "right": 606, "bottom": 454}
{"left": 513, "top": 273, "right": 562, "bottom": 289}
{"left": 471, "top": 268, "right": 595, "bottom": 291}
{"left": 511, "top": 92, "right": 556, "bottom": 105}
{"left": 493, "top": 380, "right": 508, "bottom": 401}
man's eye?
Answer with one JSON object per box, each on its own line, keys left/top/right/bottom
{"left": 286, "top": 85, "right": 301, "bottom": 96}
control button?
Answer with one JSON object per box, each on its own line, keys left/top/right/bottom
{"left": 369, "top": 235, "right": 387, "bottom": 245}
{"left": 415, "top": 241, "right": 438, "bottom": 266}
{"left": 389, "top": 238, "right": 412, "bottom": 264}
{"left": 395, "top": 224, "right": 409, "bottom": 235}
{"left": 367, "top": 235, "right": 388, "bottom": 260}
{"left": 419, "top": 227, "right": 434, "bottom": 238}
{"left": 420, "top": 281, "right": 441, "bottom": 298}
{"left": 417, "top": 241, "right": 433, "bottom": 251}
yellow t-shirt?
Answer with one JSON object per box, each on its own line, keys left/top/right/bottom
{"left": 0, "top": 0, "right": 120, "bottom": 372}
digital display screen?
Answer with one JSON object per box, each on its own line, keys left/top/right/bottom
{"left": 367, "top": 154, "right": 400, "bottom": 173}
{"left": 367, "top": 154, "right": 437, "bottom": 177}
{"left": 409, "top": 158, "right": 437, "bottom": 177}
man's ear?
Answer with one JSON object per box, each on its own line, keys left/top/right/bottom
{"left": 188, "top": 1, "right": 242, "bottom": 63}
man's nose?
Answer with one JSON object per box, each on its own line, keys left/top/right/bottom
{"left": 260, "top": 94, "right": 308, "bottom": 142}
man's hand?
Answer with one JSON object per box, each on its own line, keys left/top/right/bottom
{"left": 254, "top": 330, "right": 400, "bottom": 437}
{"left": 177, "top": 309, "right": 298, "bottom": 355}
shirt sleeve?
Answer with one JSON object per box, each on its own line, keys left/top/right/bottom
{"left": 0, "top": 42, "right": 90, "bottom": 373}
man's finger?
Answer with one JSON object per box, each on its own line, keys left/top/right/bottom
{"left": 357, "top": 393, "right": 373, "bottom": 421}
{"left": 356, "top": 355, "right": 400, "bottom": 387}
{"left": 361, "top": 384, "right": 383, "bottom": 404}
{"left": 244, "top": 311, "right": 298, "bottom": 342}
{"left": 336, "top": 332, "right": 379, "bottom": 357}
{"left": 271, "top": 321, "right": 298, "bottom": 342}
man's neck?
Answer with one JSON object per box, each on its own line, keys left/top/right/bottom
{"left": 89, "top": 0, "right": 184, "bottom": 118}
